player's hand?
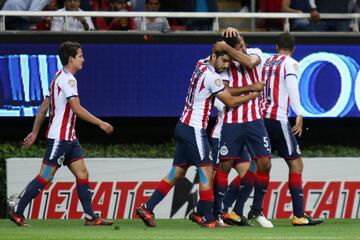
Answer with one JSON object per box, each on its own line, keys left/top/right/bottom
{"left": 23, "top": 132, "right": 38, "bottom": 149}
{"left": 292, "top": 115, "right": 303, "bottom": 137}
{"left": 249, "top": 91, "right": 261, "bottom": 100}
{"left": 223, "top": 27, "right": 240, "bottom": 38}
{"left": 310, "top": 10, "right": 320, "bottom": 22}
{"left": 212, "top": 41, "right": 228, "bottom": 53}
{"left": 99, "top": 122, "right": 114, "bottom": 135}
{"left": 250, "top": 81, "right": 265, "bottom": 92}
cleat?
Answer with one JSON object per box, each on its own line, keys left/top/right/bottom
{"left": 215, "top": 218, "right": 231, "bottom": 228}
{"left": 136, "top": 204, "right": 156, "bottom": 227}
{"left": 9, "top": 211, "right": 30, "bottom": 227}
{"left": 222, "top": 211, "right": 240, "bottom": 225}
{"left": 292, "top": 214, "right": 323, "bottom": 226}
{"left": 248, "top": 209, "right": 273, "bottom": 228}
{"left": 189, "top": 212, "right": 204, "bottom": 225}
{"left": 222, "top": 211, "right": 253, "bottom": 227}
{"left": 85, "top": 217, "right": 113, "bottom": 226}
{"left": 200, "top": 219, "right": 217, "bottom": 228}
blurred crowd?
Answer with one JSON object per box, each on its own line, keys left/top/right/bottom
{"left": 0, "top": 0, "right": 359, "bottom": 32}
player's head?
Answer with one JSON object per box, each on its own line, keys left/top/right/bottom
{"left": 59, "top": 41, "right": 84, "bottom": 70}
{"left": 222, "top": 34, "right": 246, "bottom": 53}
{"left": 64, "top": 0, "right": 81, "bottom": 11}
{"left": 275, "top": 33, "right": 295, "bottom": 54}
{"left": 211, "top": 51, "right": 231, "bottom": 73}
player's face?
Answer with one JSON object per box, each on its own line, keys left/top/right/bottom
{"left": 235, "top": 36, "right": 246, "bottom": 53}
{"left": 71, "top": 48, "right": 84, "bottom": 70}
{"left": 214, "top": 54, "right": 231, "bottom": 73}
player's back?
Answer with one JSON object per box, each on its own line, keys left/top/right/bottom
{"left": 262, "top": 54, "right": 299, "bottom": 121}
{"left": 46, "top": 69, "right": 78, "bottom": 141}
{"left": 180, "top": 58, "right": 224, "bottom": 129}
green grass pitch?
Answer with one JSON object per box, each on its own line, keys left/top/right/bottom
{"left": 0, "top": 219, "right": 359, "bottom": 240}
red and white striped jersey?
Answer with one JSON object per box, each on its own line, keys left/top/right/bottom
{"left": 46, "top": 68, "right": 79, "bottom": 141}
{"left": 180, "top": 58, "right": 225, "bottom": 129}
{"left": 261, "top": 54, "right": 300, "bottom": 121}
{"left": 221, "top": 48, "right": 263, "bottom": 124}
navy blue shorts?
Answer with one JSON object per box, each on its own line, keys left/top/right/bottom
{"left": 173, "top": 122, "right": 212, "bottom": 167}
{"left": 211, "top": 137, "right": 251, "bottom": 169}
{"left": 264, "top": 118, "right": 301, "bottom": 160}
{"left": 42, "top": 138, "right": 84, "bottom": 168}
{"left": 219, "top": 119, "right": 272, "bottom": 161}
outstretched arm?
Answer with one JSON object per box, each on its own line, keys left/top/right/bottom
{"left": 224, "top": 81, "right": 264, "bottom": 96}
{"left": 216, "top": 87, "right": 260, "bottom": 108}
{"left": 23, "top": 97, "right": 50, "bottom": 148}
{"left": 68, "top": 97, "right": 114, "bottom": 135}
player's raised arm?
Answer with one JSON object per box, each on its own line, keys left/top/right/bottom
{"left": 213, "top": 41, "right": 260, "bottom": 69}
{"left": 68, "top": 97, "right": 114, "bottom": 135}
{"left": 23, "top": 97, "right": 50, "bottom": 148}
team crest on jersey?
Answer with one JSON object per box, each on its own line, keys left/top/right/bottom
{"left": 68, "top": 79, "right": 76, "bottom": 88}
{"left": 293, "top": 63, "right": 299, "bottom": 71}
{"left": 57, "top": 155, "right": 65, "bottom": 165}
{"left": 219, "top": 145, "right": 228, "bottom": 156}
{"left": 215, "top": 79, "right": 222, "bottom": 87}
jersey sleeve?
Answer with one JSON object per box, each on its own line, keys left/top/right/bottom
{"left": 58, "top": 78, "right": 79, "bottom": 99}
{"left": 284, "top": 58, "right": 300, "bottom": 79}
{"left": 206, "top": 73, "right": 225, "bottom": 94}
{"left": 247, "top": 48, "right": 262, "bottom": 59}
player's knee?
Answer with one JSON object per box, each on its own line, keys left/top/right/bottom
{"left": 256, "top": 158, "right": 272, "bottom": 173}
{"left": 289, "top": 158, "right": 303, "bottom": 173}
{"left": 77, "top": 168, "right": 89, "bottom": 179}
{"left": 39, "top": 165, "right": 57, "bottom": 183}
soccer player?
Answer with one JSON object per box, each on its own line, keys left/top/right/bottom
{"left": 136, "top": 49, "right": 261, "bottom": 228}
{"left": 9, "top": 41, "right": 114, "bottom": 227}
{"left": 213, "top": 28, "right": 273, "bottom": 228}
{"left": 262, "top": 33, "right": 323, "bottom": 226}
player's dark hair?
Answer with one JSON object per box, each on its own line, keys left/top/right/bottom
{"left": 221, "top": 35, "right": 240, "bottom": 49}
{"left": 276, "top": 33, "right": 295, "bottom": 51}
{"left": 214, "top": 51, "right": 228, "bottom": 58}
{"left": 58, "top": 41, "right": 81, "bottom": 65}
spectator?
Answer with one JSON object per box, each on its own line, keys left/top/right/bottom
{"left": 36, "top": 0, "right": 60, "bottom": 30}
{"left": 130, "top": 0, "right": 146, "bottom": 11}
{"left": 186, "top": 0, "right": 218, "bottom": 31}
{"left": 57, "top": 0, "right": 92, "bottom": 11}
{"left": 134, "top": 0, "right": 170, "bottom": 32}
{"left": 96, "top": 0, "right": 135, "bottom": 30}
{"left": 258, "top": 0, "right": 283, "bottom": 31}
{"left": 348, "top": 0, "right": 360, "bottom": 31}
{"left": 1, "top": 0, "right": 52, "bottom": 30}
{"left": 51, "top": 0, "right": 95, "bottom": 31}
{"left": 282, "top": 0, "right": 311, "bottom": 31}
{"left": 309, "top": 0, "right": 351, "bottom": 31}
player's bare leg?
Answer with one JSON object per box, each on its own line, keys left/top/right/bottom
{"left": 68, "top": 159, "right": 113, "bottom": 226}
{"left": 10, "top": 164, "right": 57, "bottom": 227}
{"left": 286, "top": 158, "right": 323, "bottom": 226}
{"left": 137, "top": 166, "right": 187, "bottom": 227}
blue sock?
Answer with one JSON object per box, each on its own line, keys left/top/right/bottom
{"left": 251, "top": 172, "right": 269, "bottom": 215}
{"left": 213, "top": 170, "right": 228, "bottom": 216}
{"left": 289, "top": 173, "right": 305, "bottom": 218}
{"left": 16, "top": 175, "right": 47, "bottom": 215}
{"left": 197, "top": 190, "right": 214, "bottom": 221}
{"left": 146, "top": 180, "right": 172, "bottom": 212}
{"left": 76, "top": 179, "right": 96, "bottom": 219}
{"left": 223, "top": 176, "right": 241, "bottom": 212}
{"left": 233, "top": 171, "right": 255, "bottom": 216}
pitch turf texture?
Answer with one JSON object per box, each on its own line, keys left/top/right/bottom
{"left": 0, "top": 219, "right": 359, "bottom": 240}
